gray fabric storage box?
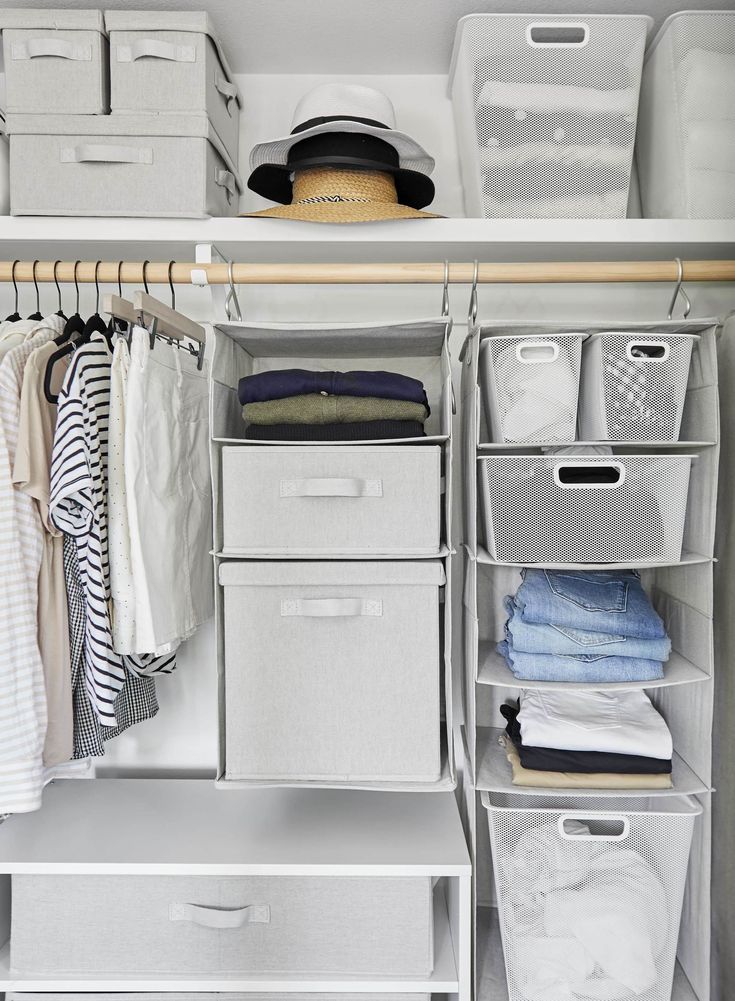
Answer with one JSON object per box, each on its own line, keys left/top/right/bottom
{"left": 6, "top": 113, "right": 242, "bottom": 217}
{"left": 221, "top": 445, "right": 442, "bottom": 556}
{"left": 0, "top": 9, "right": 108, "bottom": 114}
{"left": 106, "top": 10, "right": 241, "bottom": 166}
{"left": 220, "top": 561, "right": 444, "bottom": 785}
{"left": 10, "top": 874, "right": 434, "bottom": 976}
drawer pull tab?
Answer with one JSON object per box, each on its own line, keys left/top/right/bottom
{"left": 61, "top": 144, "right": 153, "bottom": 165}
{"left": 281, "top": 598, "right": 383, "bottom": 618}
{"left": 169, "top": 902, "right": 271, "bottom": 929}
{"left": 215, "top": 71, "right": 240, "bottom": 115}
{"left": 280, "top": 477, "right": 383, "bottom": 498}
{"left": 12, "top": 38, "right": 92, "bottom": 60}
{"left": 215, "top": 168, "right": 237, "bottom": 203}
{"left": 117, "top": 39, "right": 196, "bottom": 63}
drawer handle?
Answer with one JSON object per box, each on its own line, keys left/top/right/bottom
{"left": 281, "top": 598, "right": 383, "bottom": 618}
{"left": 280, "top": 477, "right": 383, "bottom": 498}
{"left": 11, "top": 38, "right": 92, "bottom": 60}
{"left": 215, "top": 71, "right": 240, "bottom": 115}
{"left": 169, "top": 902, "right": 271, "bottom": 929}
{"left": 117, "top": 39, "right": 196, "bottom": 63}
{"left": 558, "top": 815, "right": 630, "bottom": 841}
{"left": 553, "top": 460, "right": 626, "bottom": 489}
{"left": 526, "top": 22, "right": 589, "bottom": 47}
{"left": 626, "top": 340, "right": 670, "bottom": 362}
{"left": 515, "top": 340, "right": 560, "bottom": 364}
{"left": 61, "top": 144, "right": 153, "bottom": 165}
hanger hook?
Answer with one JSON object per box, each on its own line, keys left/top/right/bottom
{"left": 94, "top": 260, "right": 101, "bottom": 314}
{"left": 73, "top": 259, "right": 80, "bottom": 315}
{"left": 10, "top": 259, "right": 19, "bottom": 314}
{"left": 468, "top": 259, "right": 479, "bottom": 327}
{"left": 53, "top": 260, "right": 63, "bottom": 313}
{"left": 117, "top": 260, "right": 123, "bottom": 298}
{"left": 667, "top": 257, "right": 692, "bottom": 320}
{"left": 32, "top": 260, "right": 40, "bottom": 315}
{"left": 168, "top": 260, "right": 176, "bottom": 311}
{"left": 441, "top": 260, "right": 450, "bottom": 318}
{"left": 225, "top": 259, "right": 242, "bottom": 322}
{"left": 142, "top": 260, "right": 150, "bottom": 295}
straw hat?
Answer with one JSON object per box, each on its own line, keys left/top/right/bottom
{"left": 244, "top": 168, "right": 442, "bottom": 223}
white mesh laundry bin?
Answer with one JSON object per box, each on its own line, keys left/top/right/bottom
{"left": 637, "top": 11, "right": 735, "bottom": 219}
{"left": 478, "top": 453, "right": 693, "bottom": 564}
{"left": 579, "top": 332, "right": 698, "bottom": 441}
{"left": 479, "top": 333, "right": 585, "bottom": 443}
{"left": 481, "top": 791, "right": 700, "bottom": 1001}
{"left": 449, "top": 13, "right": 651, "bottom": 218}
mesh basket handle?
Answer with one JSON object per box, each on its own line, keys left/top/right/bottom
{"left": 553, "top": 460, "right": 626, "bottom": 489}
{"left": 515, "top": 341, "right": 560, "bottom": 365}
{"left": 558, "top": 815, "right": 630, "bottom": 841}
{"left": 626, "top": 340, "right": 671, "bottom": 362}
{"left": 526, "top": 22, "right": 589, "bottom": 47}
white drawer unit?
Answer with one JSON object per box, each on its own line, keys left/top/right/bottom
{"left": 106, "top": 9, "right": 242, "bottom": 166}
{"left": 219, "top": 560, "right": 444, "bottom": 787}
{"left": 221, "top": 445, "right": 442, "bottom": 556}
{"left": 0, "top": 9, "right": 108, "bottom": 115}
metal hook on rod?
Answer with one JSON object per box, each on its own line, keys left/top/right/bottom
{"left": 441, "top": 260, "right": 450, "bottom": 318}
{"left": 667, "top": 257, "right": 692, "bottom": 320}
{"left": 94, "top": 261, "right": 101, "bottom": 315}
{"left": 468, "top": 259, "right": 479, "bottom": 328}
{"left": 73, "top": 260, "right": 81, "bottom": 317}
{"left": 53, "top": 260, "right": 65, "bottom": 317}
{"left": 225, "top": 260, "right": 242, "bottom": 322}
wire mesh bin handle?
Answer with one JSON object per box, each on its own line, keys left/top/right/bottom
{"left": 558, "top": 815, "right": 630, "bottom": 841}
{"left": 553, "top": 460, "right": 627, "bottom": 489}
{"left": 526, "top": 22, "right": 590, "bottom": 47}
{"left": 281, "top": 598, "right": 383, "bottom": 618}
{"left": 169, "top": 902, "right": 271, "bottom": 928}
{"left": 515, "top": 341, "right": 560, "bottom": 364}
{"left": 626, "top": 339, "right": 671, "bottom": 362}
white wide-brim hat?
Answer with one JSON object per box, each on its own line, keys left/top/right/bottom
{"left": 249, "top": 83, "right": 435, "bottom": 176}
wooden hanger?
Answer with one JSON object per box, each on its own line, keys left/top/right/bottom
{"left": 134, "top": 261, "right": 206, "bottom": 369}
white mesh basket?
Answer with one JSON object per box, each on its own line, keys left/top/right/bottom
{"left": 479, "top": 333, "right": 585, "bottom": 443}
{"left": 578, "top": 332, "right": 697, "bottom": 441}
{"left": 482, "top": 791, "right": 700, "bottom": 1001}
{"left": 479, "top": 453, "right": 693, "bottom": 564}
{"left": 449, "top": 14, "right": 651, "bottom": 218}
{"left": 637, "top": 11, "right": 735, "bottom": 218}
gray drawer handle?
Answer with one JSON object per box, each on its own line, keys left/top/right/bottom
{"left": 61, "top": 144, "right": 153, "bottom": 165}
{"left": 553, "top": 460, "right": 626, "bottom": 489}
{"left": 215, "top": 168, "right": 236, "bottom": 202}
{"left": 117, "top": 39, "right": 196, "bottom": 63}
{"left": 215, "top": 71, "right": 239, "bottom": 115}
{"left": 11, "top": 37, "right": 92, "bottom": 60}
{"left": 281, "top": 598, "right": 383, "bottom": 618}
{"left": 280, "top": 477, "right": 383, "bottom": 498}
{"left": 169, "top": 902, "right": 270, "bottom": 929}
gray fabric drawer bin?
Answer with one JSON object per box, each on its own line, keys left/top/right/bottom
{"left": 106, "top": 10, "right": 241, "bottom": 166}
{"left": 0, "top": 9, "right": 108, "bottom": 114}
{"left": 10, "top": 874, "right": 434, "bottom": 976}
{"left": 221, "top": 561, "right": 444, "bottom": 784}
{"left": 7, "top": 113, "right": 242, "bottom": 218}
{"left": 221, "top": 445, "right": 442, "bottom": 555}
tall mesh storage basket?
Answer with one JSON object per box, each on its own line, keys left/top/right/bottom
{"left": 637, "top": 11, "right": 735, "bottom": 219}
{"left": 479, "top": 453, "right": 693, "bottom": 564}
{"left": 449, "top": 14, "right": 651, "bottom": 219}
{"left": 480, "top": 333, "right": 585, "bottom": 443}
{"left": 482, "top": 792, "right": 701, "bottom": 1001}
{"left": 578, "top": 332, "right": 698, "bottom": 441}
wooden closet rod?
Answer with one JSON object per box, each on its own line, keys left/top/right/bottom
{"left": 1, "top": 260, "right": 735, "bottom": 285}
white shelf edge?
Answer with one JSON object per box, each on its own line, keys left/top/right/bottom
{"left": 475, "top": 545, "right": 712, "bottom": 570}
{"left": 216, "top": 545, "right": 452, "bottom": 560}
{"left": 477, "top": 440, "right": 716, "bottom": 451}
{"left": 477, "top": 644, "right": 710, "bottom": 692}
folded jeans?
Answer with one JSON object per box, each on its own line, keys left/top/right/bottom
{"left": 498, "top": 638, "right": 665, "bottom": 683}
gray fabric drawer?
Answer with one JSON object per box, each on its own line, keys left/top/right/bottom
{"left": 106, "top": 10, "right": 241, "bottom": 165}
{"left": 221, "top": 445, "right": 442, "bottom": 555}
{"left": 0, "top": 9, "right": 108, "bottom": 114}
{"left": 221, "top": 561, "right": 444, "bottom": 784}
{"left": 10, "top": 874, "right": 434, "bottom": 976}
{"left": 7, "top": 113, "right": 242, "bottom": 218}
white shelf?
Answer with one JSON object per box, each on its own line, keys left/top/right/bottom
{"left": 0, "top": 897, "right": 458, "bottom": 992}
{"left": 475, "top": 727, "right": 709, "bottom": 799}
{"left": 478, "top": 439, "right": 716, "bottom": 451}
{"left": 217, "top": 545, "right": 452, "bottom": 560}
{"left": 477, "top": 644, "right": 710, "bottom": 692}
{"left": 0, "top": 779, "right": 470, "bottom": 876}
{"left": 475, "top": 545, "right": 712, "bottom": 571}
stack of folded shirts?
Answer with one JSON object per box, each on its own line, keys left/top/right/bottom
{"left": 500, "top": 690, "right": 674, "bottom": 789}
{"left": 238, "top": 368, "right": 430, "bottom": 441}
{"left": 497, "top": 568, "right": 671, "bottom": 683}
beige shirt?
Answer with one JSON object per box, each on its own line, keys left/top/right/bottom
{"left": 13, "top": 339, "right": 73, "bottom": 767}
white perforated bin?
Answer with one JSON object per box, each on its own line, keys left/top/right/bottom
{"left": 449, "top": 14, "right": 650, "bottom": 218}
{"left": 482, "top": 792, "right": 700, "bottom": 1001}
{"left": 479, "top": 453, "right": 693, "bottom": 565}
{"left": 579, "top": 332, "right": 697, "bottom": 441}
{"left": 637, "top": 11, "right": 735, "bottom": 219}
{"left": 479, "top": 333, "right": 585, "bottom": 443}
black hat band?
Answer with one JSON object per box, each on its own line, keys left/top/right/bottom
{"left": 287, "top": 132, "right": 401, "bottom": 171}
{"left": 291, "top": 115, "right": 390, "bottom": 135}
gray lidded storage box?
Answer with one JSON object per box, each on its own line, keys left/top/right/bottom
{"left": 0, "top": 9, "right": 108, "bottom": 114}
{"left": 221, "top": 445, "right": 442, "bottom": 556}
{"left": 6, "top": 113, "right": 242, "bottom": 218}
{"left": 220, "top": 561, "right": 444, "bottom": 785}
{"left": 10, "top": 874, "right": 434, "bottom": 976}
{"left": 106, "top": 9, "right": 241, "bottom": 165}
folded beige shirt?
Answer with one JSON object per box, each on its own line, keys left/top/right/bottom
{"left": 243, "top": 394, "right": 428, "bottom": 426}
{"left": 500, "top": 734, "right": 673, "bottom": 790}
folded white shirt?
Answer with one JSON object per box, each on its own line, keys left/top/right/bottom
{"left": 518, "top": 689, "right": 673, "bottom": 758}
{"left": 679, "top": 49, "right": 735, "bottom": 122}
{"left": 477, "top": 80, "right": 637, "bottom": 117}
{"left": 685, "top": 120, "right": 735, "bottom": 172}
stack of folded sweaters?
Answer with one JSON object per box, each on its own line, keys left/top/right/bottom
{"left": 500, "top": 689, "right": 674, "bottom": 790}
{"left": 238, "top": 369, "right": 430, "bottom": 441}
{"left": 498, "top": 568, "right": 671, "bottom": 683}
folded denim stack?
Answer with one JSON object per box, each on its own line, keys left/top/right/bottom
{"left": 238, "top": 368, "right": 429, "bottom": 441}
{"left": 501, "top": 689, "right": 674, "bottom": 790}
{"left": 497, "top": 568, "right": 671, "bottom": 683}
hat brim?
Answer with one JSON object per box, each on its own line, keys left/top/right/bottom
{"left": 249, "top": 120, "right": 435, "bottom": 175}
{"left": 242, "top": 202, "right": 443, "bottom": 223}
{"left": 248, "top": 160, "right": 436, "bottom": 210}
